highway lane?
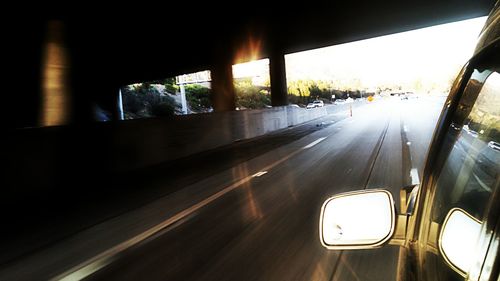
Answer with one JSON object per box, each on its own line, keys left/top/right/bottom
{"left": 331, "top": 96, "right": 444, "bottom": 281}
{"left": 0, "top": 96, "right": 444, "bottom": 281}
{"left": 83, "top": 97, "right": 443, "bottom": 281}
{"left": 0, "top": 104, "right": 355, "bottom": 270}
{"left": 401, "top": 96, "right": 446, "bottom": 180}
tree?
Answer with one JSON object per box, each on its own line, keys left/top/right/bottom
{"left": 185, "top": 84, "right": 212, "bottom": 112}
{"left": 309, "top": 84, "right": 322, "bottom": 98}
{"left": 234, "top": 79, "right": 271, "bottom": 109}
{"left": 149, "top": 78, "right": 179, "bottom": 95}
{"left": 163, "top": 77, "right": 179, "bottom": 95}
{"left": 121, "top": 83, "right": 181, "bottom": 119}
{"left": 288, "top": 80, "right": 311, "bottom": 97}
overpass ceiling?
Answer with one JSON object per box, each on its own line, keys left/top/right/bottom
{"left": 14, "top": 1, "right": 497, "bottom": 85}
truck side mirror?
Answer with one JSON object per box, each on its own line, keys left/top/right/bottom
{"left": 320, "top": 190, "right": 396, "bottom": 250}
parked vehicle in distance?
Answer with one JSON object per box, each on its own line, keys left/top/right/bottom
{"left": 319, "top": 4, "right": 500, "bottom": 281}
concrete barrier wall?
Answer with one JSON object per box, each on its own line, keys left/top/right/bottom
{"left": 112, "top": 106, "right": 328, "bottom": 171}
{"left": 2, "top": 106, "right": 329, "bottom": 196}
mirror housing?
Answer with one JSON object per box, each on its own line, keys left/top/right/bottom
{"left": 320, "top": 189, "right": 396, "bottom": 250}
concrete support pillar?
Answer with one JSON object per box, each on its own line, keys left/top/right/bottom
{"left": 270, "top": 50, "right": 288, "bottom": 106}
{"left": 40, "top": 21, "right": 72, "bottom": 127}
{"left": 211, "top": 53, "right": 236, "bottom": 112}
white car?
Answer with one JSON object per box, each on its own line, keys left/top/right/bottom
{"left": 307, "top": 100, "right": 324, "bottom": 108}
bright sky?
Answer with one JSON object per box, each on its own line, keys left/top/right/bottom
{"left": 285, "top": 16, "right": 487, "bottom": 92}
{"left": 233, "top": 59, "right": 270, "bottom": 81}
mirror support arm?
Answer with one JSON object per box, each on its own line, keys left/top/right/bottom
{"left": 400, "top": 184, "right": 419, "bottom": 215}
{"left": 392, "top": 185, "right": 420, "bottom": 246}
{"left": 389, "top": 214, "right": 408, "bottom": 246}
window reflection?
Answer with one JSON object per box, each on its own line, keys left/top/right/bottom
{"left": 428, "top": 69, "right": 500, "bottom": 278}
{"left": 432, "top": 71, "right": 500, "bottom": 222}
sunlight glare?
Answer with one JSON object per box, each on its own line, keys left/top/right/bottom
{"left": 285, "top": 17, "right": 487, "bottom": 93}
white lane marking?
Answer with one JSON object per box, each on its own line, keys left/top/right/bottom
{"left": 252, "top": 171, "right": 268, "bottom": 178}
{"left": 54, "top": 175, "right": 254, "bottom": 280}
{"left": 54, "top": 140, "right": 306, "bottom": 281}
{"left": 303, "top": 137, "right": 327, "bottom": 149}
{"left": 59, "top": 258, "right": 111, "bottom": 281}
{"left": 55, "top": 175, "right": 258, "bottom": 280}
{"left": 410, "top": 168, "right": 420, "bottom": 185}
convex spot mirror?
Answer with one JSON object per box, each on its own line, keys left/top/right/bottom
{"left": 439, "top": 208, "right": 482, "bottom": 276}
{"left": 320, "top": 190, "right": 395, "bottom": 250}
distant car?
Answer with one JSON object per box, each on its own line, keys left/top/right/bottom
{"left": 313, "top": 100, "right": 324, "bottom": 107}
{"left": 334, "top": 99, "right": 346, "bottom": 105}
{"left": 488, "top": 141, "right": 500, "bottom": 151}
{"left": 407, "top": 92, "right": 418, "bottom": 99}
{"left": 463, "top": 124, "right": 479, "bottom": 138}
{"left": 306, "top": 100, "right": 324, "bottom": 108}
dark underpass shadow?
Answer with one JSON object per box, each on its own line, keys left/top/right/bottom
{"left": 0, "top": 117, "right": 336, "bottom": 266}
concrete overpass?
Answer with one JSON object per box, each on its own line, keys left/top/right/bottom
{"left": 0, "top": 1, "right": 496, "bottom": 280}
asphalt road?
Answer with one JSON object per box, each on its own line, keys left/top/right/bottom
{"left": 0, "top": 96, "right": 444, "bottom": 281}
{"left": 89, "top": 97, "right": 442, "bottom": 281}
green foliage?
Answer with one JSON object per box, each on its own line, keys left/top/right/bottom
{"left": 163, "top": 77, "right": 179, "bottom": 94}
{"left": 288, "top": 94, "right": 308, "bottom": 106}
{"left": 288, "top": 80, "right": 312, "bottom": 97}
{"left": 332, "top": 89, "right": 348, "bottom": 99}
{"left": 234, "top": 80, "right": 271, "bottom": 109}
{"left": 151, "top": 100, "right": 178, "bottom": 117}
{"left": 309, "top": 84, "right": 324, "bottom": 99}
{"left": 185, "top": 84, "right": 212, "bottom": 112}
{"left": 288, "top": 80, "right": 337, "bottom": 104}
{"left": 288, "top": 79, "right": 377, "bottom": 102}
{"left": 148, "top": 78, "right": 179, "bottom": 94}
{"left": 121, "top": 83, "right": 181, "bottom": 119}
